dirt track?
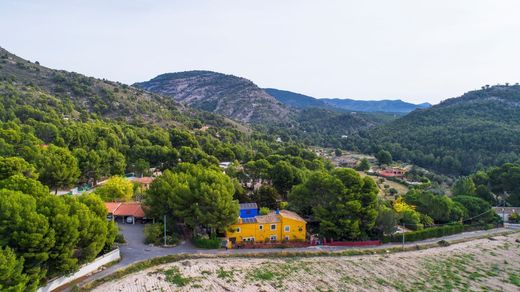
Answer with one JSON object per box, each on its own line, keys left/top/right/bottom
{"left": 93, "top": 232, "right": 520, "bottom": 291}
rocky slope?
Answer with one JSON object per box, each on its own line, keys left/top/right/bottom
{"left": 134, "top": 71, "right": 293, "bottom": 124}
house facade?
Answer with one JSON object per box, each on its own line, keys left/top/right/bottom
{"left": 239, "top": 203, "right": 258, "bottom": 218}
{"left": 225, "top": 209, "right": 306, "bottom": 247}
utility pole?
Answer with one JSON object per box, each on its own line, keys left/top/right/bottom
{"left": 401, "top": 223, "right": 405, "bottom": 251}
{"left": 164, "top": 215, "right": 167, "bottom": 246}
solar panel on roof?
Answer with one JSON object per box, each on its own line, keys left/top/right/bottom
{"left": 242, "top": 218, "right": 257, "bottom": 223}
{"left": 239, "top": 203, "right": 258, "bottom": 209}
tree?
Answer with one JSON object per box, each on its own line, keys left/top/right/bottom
{"left": 0, "top": 175, "right": 49, "bottom": 199}
{"left": 0, "top": 189, "right": 55, "bottom": 288}
{"left": 69, "top": 195, "right": 109, "bottom": 264}
{"left": 144, "top": 163, "right": 239, "bottom": 235}
{"left": 74, "top": 148, "right": 102, "bottom": 184}
{"left": 134, "top": 158, "right": 150, "bottom": 177}
{"left": 94, "top": 176, "right": 133, "bottom": 202}
{"left": 356, "top": 158, "right": 370, "bottom": 171}
{"left": 334, "top": 148, "right": 342, "bottom": 157}
{"left": 393, "top": 196, "right": 422, "bottom": 229}
{"left": 375, "top": 150, "right": 392, "bottom": 165}
{"left": 252, "top": 185, "right": 281, "bottom": 210}
{"left": 404, "top": 190, "right": 465, "bottom": 223}
{"left": 0, "top": 157, "right": 38, "bottom": 180}
{"left": 452, "top": 177, "right": 476, "bottom": 196}
{"left": 289, "top": 169, "right": 379, "bottom": 240}
{"left": 452, "top": 195, "right": 495, "bottom": 224}
{"left": 0, "top": 246, "right": 28, "bottom": 292}
{"left": 375, "top": 206, "right": 399, "bottom": 235}
{"left": 37, "top": 145, "right": 80, "bottom": 194}
{"left": 270, "top": 161, "right": 302, "bottom": 198}
{"left": 37, "top": 195, "right": 80, "bottom": 277}
{"left": 475, "top": 185, "right": 496, "bottom": 204}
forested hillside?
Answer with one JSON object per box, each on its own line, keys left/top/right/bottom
{"left": 134, "top": 71, "right": 293, "bottom": 124}
{"left": 354, "top": 85, "right": 520, "bottom": 175}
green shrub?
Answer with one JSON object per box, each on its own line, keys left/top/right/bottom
{"left": 192, "top": 236, "right": 221, "bottom": 249}
{"left": 259, "top": 207, "right": 270, "bottom": 215}
{"left": 509, "top": 212, "right": 519, "bottom": 223}
{"left": 383, "top": 224, "right": 464, "bottom": 243}
{"left": 144, "top": 224, "right": 163, "bottom": 245}
{"left": 115, "top": 233, "right": 126, "bottom": 244}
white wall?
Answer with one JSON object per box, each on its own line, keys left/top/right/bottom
{"left": 37, "top": 248, "right": 120, "bottom": 292}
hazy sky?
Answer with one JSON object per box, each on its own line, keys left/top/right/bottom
{"left": 2, "top": 0, "right": 520, "bottom": 104}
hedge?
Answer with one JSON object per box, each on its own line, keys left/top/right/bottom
{"left": 192, "top": 236, "right": 222, "bottom": 249}
{"left": 383, "top": 224, "right": 464, "bottom": 243}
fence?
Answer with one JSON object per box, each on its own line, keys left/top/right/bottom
{"left": 324, "top": 240, "right": 381, "bottom": 247}
{"left": 37, "top": 248, "right": 120, "bottom": 292}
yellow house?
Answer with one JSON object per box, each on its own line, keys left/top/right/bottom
{"left": 225, "top": 210, "right": 306, "bottom": 247}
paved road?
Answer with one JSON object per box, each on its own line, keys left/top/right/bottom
{"left": 73, "top": 225, "right": 515, "bottom": 290}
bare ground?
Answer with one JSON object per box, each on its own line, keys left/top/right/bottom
{"left": 93, "top": 233, "right": 520, "bottom": 292}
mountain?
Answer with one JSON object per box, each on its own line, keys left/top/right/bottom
{"left": 134, "top": 71, "right": 293, "bottom": 124}
{"left": 264, "top": 88, "right": 329, "bottom": 109}
{"left": 320, "top": 98, "right": 431, "bottom": 113}
{"left": 0, "top": 47, "right": 203, "bottom": 126}
{"left": 356, "top": 84, "right": 520, "bottom": 175}
{"left": 265, "top": 88, "right": 431, "bottom": 113}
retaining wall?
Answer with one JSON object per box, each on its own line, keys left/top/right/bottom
{"left": 37, "top": 248, "right": 120, "bottom": 292}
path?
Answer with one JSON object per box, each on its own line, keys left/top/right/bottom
{"left": 72, "top": 225, "right": 515, "bottom": 290}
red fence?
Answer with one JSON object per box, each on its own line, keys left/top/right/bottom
{"left": 237, "top": 242, "right": 311, "bottom": 249}
{"left": 323, "top": 240, "right": 381, "bottom": 247}
{"left": 235, "top": 240, "right": 381, "bottom": 249}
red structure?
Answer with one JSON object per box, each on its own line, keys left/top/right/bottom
{"left": 379, "top": 168, "right": 406, "bottom": 178}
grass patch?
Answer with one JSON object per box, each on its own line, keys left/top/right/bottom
{"left": 162, "top": 267, "right": 195, "bottom": 287}
{"left": 247, "top": 269, "right": 275, "bottom": 281}
{"left": 509, "top": 273, "right": 520, "bottom": 287}
{"left": 217, "top": 267, "right": 235, "bottom": 281}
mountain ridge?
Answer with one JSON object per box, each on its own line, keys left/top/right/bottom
{"left": 264, "top": 88, "right": 431, "bottom": 113}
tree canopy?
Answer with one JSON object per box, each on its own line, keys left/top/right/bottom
{"left": 145, "top": 163, "right": 239, "bottom": 235}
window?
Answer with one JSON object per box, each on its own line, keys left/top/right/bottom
{"left": 235, "top": 227, "right": 241, "bottom": 233}
{"left": 284, "top": 225, "right": 290, "bottom": 232}
{"left": 270, "top": 235, "right": 277, "bottom": 241}
{"left": 270, "top": 224, "right": 276, "bottom": 230}
{"left": 284, "top": 236, "right": 289, "bottom": 241}
{"left": 259, "top": 225, "right": 263, "bottom": 230}
{"left": 243, "top": 237, "right": 255, "bottom": 242}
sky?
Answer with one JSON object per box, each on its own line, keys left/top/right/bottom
{"left": 2, "top": 0, "right": 520, "bottom": 104}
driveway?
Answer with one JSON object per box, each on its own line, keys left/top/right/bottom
{"left": 72, "top": 225, "right": 516, "bottom": 290}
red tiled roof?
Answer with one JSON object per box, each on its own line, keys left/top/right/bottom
{"left": 105, "top": 202, "right": 121, "bottom": 214}
{"left": 104, "top": 201, "right": 145, "bottom": 218}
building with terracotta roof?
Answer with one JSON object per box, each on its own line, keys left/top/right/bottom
{"left": 379, "top": 167, "right": 406, "bottom": 178}
{"left": 130, "top": 176, "right": 154, "bottom": 190}
{"left": 105, "top": 201, "right": 145, "bottom": 224}
{"left": 225, "top": 209, "right": 306, "bottom": 248}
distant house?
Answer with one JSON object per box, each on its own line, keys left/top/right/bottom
{"left": 225, "top": 209, "right": 306, "bottom": 248}
{"left": 105, "top": 201, "right": 145, "bottom": 224}
{"left": 493, "top": 207, "right": 518, "bottom": 222}
{"left": 379, "top": 167, "right": 406, "bottom": 178}
{"left": 130, "top": 176, "right": 154, "bottom": 190}
{"left": 239, "top": 203, "right": 258, "bottom": 218}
